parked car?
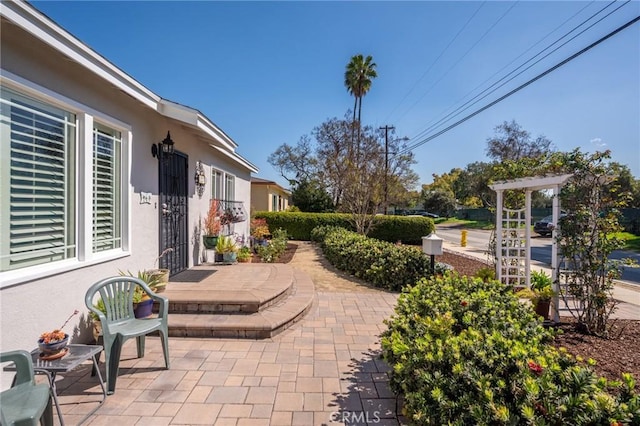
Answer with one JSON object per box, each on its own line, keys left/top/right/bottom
{"left": 534, "top": 214, "right": 566, "bottom": 236}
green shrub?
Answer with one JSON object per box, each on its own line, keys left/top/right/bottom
{"left": 254, "top": 211, "right": 434, "bottom": 243}
{"left": 311, "top": 226, "right": 440, "bottom": 291}
{"left": 381, "top": 274, "right": 639, "bottom": 425}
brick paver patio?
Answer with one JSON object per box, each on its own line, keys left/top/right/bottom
{"left": 49, "top": 290, "right": 403, "bottom": 425}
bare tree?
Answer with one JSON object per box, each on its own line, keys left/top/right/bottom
{"left": 486, "top": 120, "right": 554, "bottom": 162}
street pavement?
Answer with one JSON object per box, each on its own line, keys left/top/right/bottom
{"left": 436, "top": 225, "right": 639, "bottom": 319}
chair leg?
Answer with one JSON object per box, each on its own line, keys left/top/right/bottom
{"left": 42, "top": 394, "right": 54, "bottom": 426}
{"left": 159, "top": 330, "right": 170, "bottom": 369}
{"left": 136, "top": 335, "right": 145, "bottom": 358}
{"left": 107, "top": 335, "right": 123, "bottom": 395}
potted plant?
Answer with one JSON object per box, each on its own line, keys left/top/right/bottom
{"left": 250, "top": 217, "right": 270, "bottom": 252}
{"left": 215, "top": 235, "right": 238, "bottom": 263}
{"left": 203, "top": 199, "right": 221, "bottom": 249}
{"left": 146, "top": 248, "right": 173, "bottom": 292}
{"left": 118, "top": 270, "right": 162, "bottom": 318}
{"left": 237, "top": 246, "right": 252, "bottom": 263}
{"left": 516, "top": 270, "right": 556, "bottom": 320}
{"left": 38, "top": 310, "right": 78, "bottom": 358}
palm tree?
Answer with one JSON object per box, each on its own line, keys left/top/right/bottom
{"left": 344, "top": 54, "right": 377, "bottom": 141}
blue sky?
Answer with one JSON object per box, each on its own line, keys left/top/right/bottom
{"left": 33, "top": 1, "right": 639, "bottom": 187}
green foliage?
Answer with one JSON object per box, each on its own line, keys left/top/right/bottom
{"left": 253, "top": 211, "right": 434, "bottom": 244}
{"left": 256, "top": 228, "right": 288, "bottom": 263}
{"left": 530, "top": 270, "right": 552, "bottom": 291}
{"left": 237, "top": 246, "right": 251, "bottom": 261}
{"left": 311, "top": 226, "right": 443, "bottom": 291}
{"left": 118, "top": 269, "right": 165, "bottom": 294}
{"left": 474, "top": 266, "right": 496, "bottom": 282}
{"left": 291, "top": 178, "right": 335, "bottom": 212}
{"left": 381, "top": 274, "right": 639, "bottom": 425}
{"left": 215, "top": 235, "right": 237, "bottom": 254}
{"left": 421, "top": 190, "right": 456, "bottom": 218}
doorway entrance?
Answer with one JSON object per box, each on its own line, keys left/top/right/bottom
{"left": 159, "top": 150, "right": 189, "bottom": 275}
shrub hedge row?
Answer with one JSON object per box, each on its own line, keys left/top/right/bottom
{"left": 253, "top": 211, "right": 434, "bottom": 244}
{"left": 381, "top": 275, "right": 639, "bottom": 425}
{"left": 310, "top": 226, "right": 449, "bottom": 291}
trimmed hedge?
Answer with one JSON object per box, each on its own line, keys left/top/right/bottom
{"left": 253, "top": 211, "right": 434, "bottom": 244}
{"left": 310, "top": 226, "right": 448, "bottom": 291}
{"left": 381, "top": 275, "right": 639, "bottom": 425}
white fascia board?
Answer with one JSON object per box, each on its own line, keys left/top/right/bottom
{"left": 209, "top": 144, "right": 259, "bottom": 174}
{"left": 159, "top": 99, "right": 237, "bottom": 151}
{"left": 490, "top": 174, "right": 573, "bottom": 191}
{"left": 3, "top": 1, "right": 160, "bottom": 110}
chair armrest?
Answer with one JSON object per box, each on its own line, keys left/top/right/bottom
{"left": 148, "top": 292, "right": 169, "bottom": 319}
{"left": 0, "top": 350, "right": 34, "bottom": 386}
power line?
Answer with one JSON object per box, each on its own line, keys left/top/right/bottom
{"left": 410, "top": 0, "right": 602, "bottom": 142}
{"left": 392, "top": 2, "right": 518, "bottom": 125}
{"left": 409, "top": 0, "right": 628, "bottom": 144}
{"left": 383, "top": 1, "right": 486, "bottom": 123}
{"left": 394, "top": 15, "right": 640, "bottom": 157}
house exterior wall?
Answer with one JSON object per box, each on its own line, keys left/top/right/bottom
{"left": 0, "top": 10, "right": 254, "bottom": 352}
{"left": 251, "top": 183, "right": 291, "bottom": 213}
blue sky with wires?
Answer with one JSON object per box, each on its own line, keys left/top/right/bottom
{"left": 33, "top": 1, "right": 640, "bottom": 187}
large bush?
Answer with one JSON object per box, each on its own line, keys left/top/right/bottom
{"left": 381, "top": 275, "right": 639, "bottom": 425}
{"left": 254, "top": 211, "right": 434, "bottom": 244}
{"left": 311, "top": 226, "right": 447, "bottom": 291}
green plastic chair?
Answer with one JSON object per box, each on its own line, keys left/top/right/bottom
{"left": 0, "top": 350, "right": 54, "bottom": 426}
{"left": 85, "top": 276, "right": 170, "bottom": 395}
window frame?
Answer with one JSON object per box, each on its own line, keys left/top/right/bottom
{"left": 0, "top": 75, "right": 131, "bottom": 288}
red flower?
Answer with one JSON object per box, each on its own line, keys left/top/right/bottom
{"left": 460, "top": 301, "right": 468, "bottom": 307}
{"left": 528, "top": 361, "right": 543, "bottom": 375}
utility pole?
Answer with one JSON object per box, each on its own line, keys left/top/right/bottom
{"left": 379, "top": 125, "right": 394, "bottom": 215}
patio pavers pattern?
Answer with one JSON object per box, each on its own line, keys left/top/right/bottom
{"left": 50, "top": 290, "right": 404, "bottom": 425}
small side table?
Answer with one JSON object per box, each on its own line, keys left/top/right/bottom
{"left": 28, "top": 344, "right": 106, "bottom": 425}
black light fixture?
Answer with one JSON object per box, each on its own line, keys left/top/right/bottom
{"left": 151, "top": 131, "right": 175, "bottom": 159}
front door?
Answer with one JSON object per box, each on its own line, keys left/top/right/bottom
{"left": 159, "top": 150, "right": 188, "bottom": 275}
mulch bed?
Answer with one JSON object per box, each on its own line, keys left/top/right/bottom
{"left": 249, "top": 242, "right": 298, "bottom": 264}
{"left": 261, "top": 240, "right": 639, "bottom": 387}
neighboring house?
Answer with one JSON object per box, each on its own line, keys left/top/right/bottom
{"left": 0, "top": 1, "right": 258, "bottom": 351}
{"left": 250, "top": 177, "right": 291, "bottom": 212}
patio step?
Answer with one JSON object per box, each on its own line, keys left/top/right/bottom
{"left": 166, "top": 265, "right": 315, "bottom": 339}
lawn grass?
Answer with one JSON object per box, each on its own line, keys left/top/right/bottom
{"left": 438, "top": 218, "right": 495, "bottom": 230}
{"left": 614, "top": 232, "right": 640, "bottom": 252}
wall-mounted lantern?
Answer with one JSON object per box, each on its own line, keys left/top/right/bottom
{"left": 151, "top": 131, "right": 175, "bottom": 160}
{"left": 195, "top": 161, "right": 206, "bottom": 198}
{"left": 422, "top": 232, "right": 443, "bottom": 275}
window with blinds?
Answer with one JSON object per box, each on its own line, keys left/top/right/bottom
{"left": 225, "top": 174, "right": 235, "bottom": 202}
{"left": 211, "top": 169, "right": 223, "bottom": 200}
{"left": 0, "top": 87, "right": 76, "bottom": 271}
{"left": 93, "top": 124, "right": 121, "bottom": 252}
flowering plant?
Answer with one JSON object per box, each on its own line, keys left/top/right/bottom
{"left": 250, "top": 218, "right": 270, "bottom": 240}
{"left": 203, "top": 199, "right": 221, "bottom": 236}
{"left": 39, "top": 310, "right": 78, "bottom": 343}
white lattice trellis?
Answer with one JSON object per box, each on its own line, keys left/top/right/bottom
{"left": 499, "top": 208, "right": 528, "bottom": 287}
{"left": 490, "top": 174, "right": 573, "bottom": 323}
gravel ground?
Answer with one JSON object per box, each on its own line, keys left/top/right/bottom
{"left": 264, "top": 240, "right": 639, "bottom": 388}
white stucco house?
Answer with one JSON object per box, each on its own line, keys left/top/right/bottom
{"left": 0, "top": 1, "right": 258, "bottom": 351}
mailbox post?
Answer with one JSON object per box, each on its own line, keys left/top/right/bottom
{"left": 422, "top": 232, "right": 444, "bottom": 275}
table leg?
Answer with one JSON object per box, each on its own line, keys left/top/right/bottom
{"left": 76, "top": 353, "right": 107, "bottom": 425}
{"left": 41, "top": 370, "right": 65, "bottom": 426}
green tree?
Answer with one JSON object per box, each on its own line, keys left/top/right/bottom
{"left": 549, "top": 149, "right": 633, "bottom": 337}
{"left": 422, "top": 190, "right": 456, "bottom": 217}
{"left": 291, "top": 179, "right": 334, "bottom": 213}
{"left": 344, "top": 54, "right": 377, "bottom": 142}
